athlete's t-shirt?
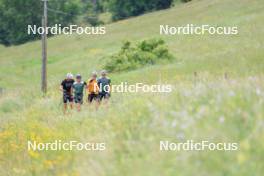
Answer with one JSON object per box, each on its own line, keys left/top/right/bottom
{"left": 97, "top": 77, "right": 111, "bottom": 93}
{"left": 73, "top": 81, "right": 86, "bottom": 95}
{"left": 61, "top": 79, "right": 74, "bottom": 94}
{"left": 87, "top": 78, "right": 99, "bottom": 94}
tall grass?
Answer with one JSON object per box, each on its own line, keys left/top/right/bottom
{"left": 1, "top": 74, "right": 264, "bottom": 175}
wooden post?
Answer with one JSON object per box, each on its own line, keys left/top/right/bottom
{"left": 41, "top": 0, "right": 48, "bottom": 93}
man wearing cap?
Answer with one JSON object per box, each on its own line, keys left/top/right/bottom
{"left": 60, "top": 73, "right": 75, "bottom": 113}
{"left": 97, "top": 70, "right": 111, "bottom": 101}
{"left": 73, "top": 74, "right": 87, "bottom": 111}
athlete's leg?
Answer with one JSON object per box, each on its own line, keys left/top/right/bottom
{"left": 95, "top": 95, "right": 100, "bottom": 110}
{"left": 88, "top": 94, "right": 92, "bottom": 104}
{"left": 63, "top": 94, "right": 68, "bottom": 114}
{"left": 77, "top": 103, "right": 81, "bottom": 111}
{"left": 69, "top": 95, "right": 74, "bottom": 109}
{"left": 63, "top": 103, "right": 67, "bottom": 114}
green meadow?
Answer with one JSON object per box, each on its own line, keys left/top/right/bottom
{"left": 0, "top": 0, "right": 264, "bottom": 175}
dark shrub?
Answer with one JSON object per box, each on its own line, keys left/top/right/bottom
{"left": 104, "top": 38, "right": 174, "bottom": 72}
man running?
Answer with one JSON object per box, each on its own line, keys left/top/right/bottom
{"left": 73, "top": 74, "right": 86, "bottom": 111}
{"left": 60, "top": 73, "right": 74, "bottom": 114}
{"left": 97, "top": 70, "right": 111, "bottom": 102}
{"left": 87, "top": 71, "right": 99, "bottom": 104}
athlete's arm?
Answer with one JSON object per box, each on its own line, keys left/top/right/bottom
{"left": 60, "top": 81, "right": 64, "bottom": 92}
{"left": 84, "top": 82, "right": 87, "bottom": 96}
{"left": 109, "top": 79, "right": 112, "bottom": 93}
{"left": 71, "top": 85, "right": 74, "bottom": 95}
{"left": 60, "top": 85, "right": 63, "bottom": 92}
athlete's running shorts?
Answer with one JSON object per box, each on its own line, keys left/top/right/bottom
{"left": 88, "top": 93, "right": 98, "bottom": 103}
{"left": 74, "top": 94, "right": 83, "bottom": 104}
{"left": 63, "top": 93, "right": 73, "bottom": 103}
{"left": 99, "top": 92, "right": 110, "bottom": 101}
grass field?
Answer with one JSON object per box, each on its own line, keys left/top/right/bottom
{"left": 0, "top": 0, "right": 264, "bottom": 175}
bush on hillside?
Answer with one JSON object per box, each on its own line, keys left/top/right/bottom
{"left": 173, "top": 0, "right": 192, "bottom": 4}
{"left": 84, "top": 14, "right": 104, "bottom": 26}
{"left": 104, "top": 38, "right": 174, "bottom": 72}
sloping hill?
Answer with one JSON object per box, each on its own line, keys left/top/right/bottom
{"left": 0, "top": 0, "right": 264, "bottom": 175}
{"left": 0, "top": 0, "right": 263, "bottom": 88}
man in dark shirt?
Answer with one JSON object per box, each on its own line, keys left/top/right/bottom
{"left": 60, "top": 73, "right": 74, "bottom": 114}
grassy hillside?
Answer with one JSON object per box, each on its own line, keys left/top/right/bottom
{"left": 0, "top": 0, "right": 264, "bottom": 175}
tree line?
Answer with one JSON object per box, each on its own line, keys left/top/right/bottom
{"left": 0, "top": 0, "right": 191, "bottom": 46}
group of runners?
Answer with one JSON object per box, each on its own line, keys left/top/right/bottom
{"left": 60, "top": 70, "right": 111, "bottom": 113}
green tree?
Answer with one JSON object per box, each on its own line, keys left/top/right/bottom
{"left": 81, "top": 0, "right": 103, "bottom": 26}
{"left": 0, "top": 0, "right": 81, "bottom": 46}
{"left": 108, "top": 0, "right": 173, "bottom": 21}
